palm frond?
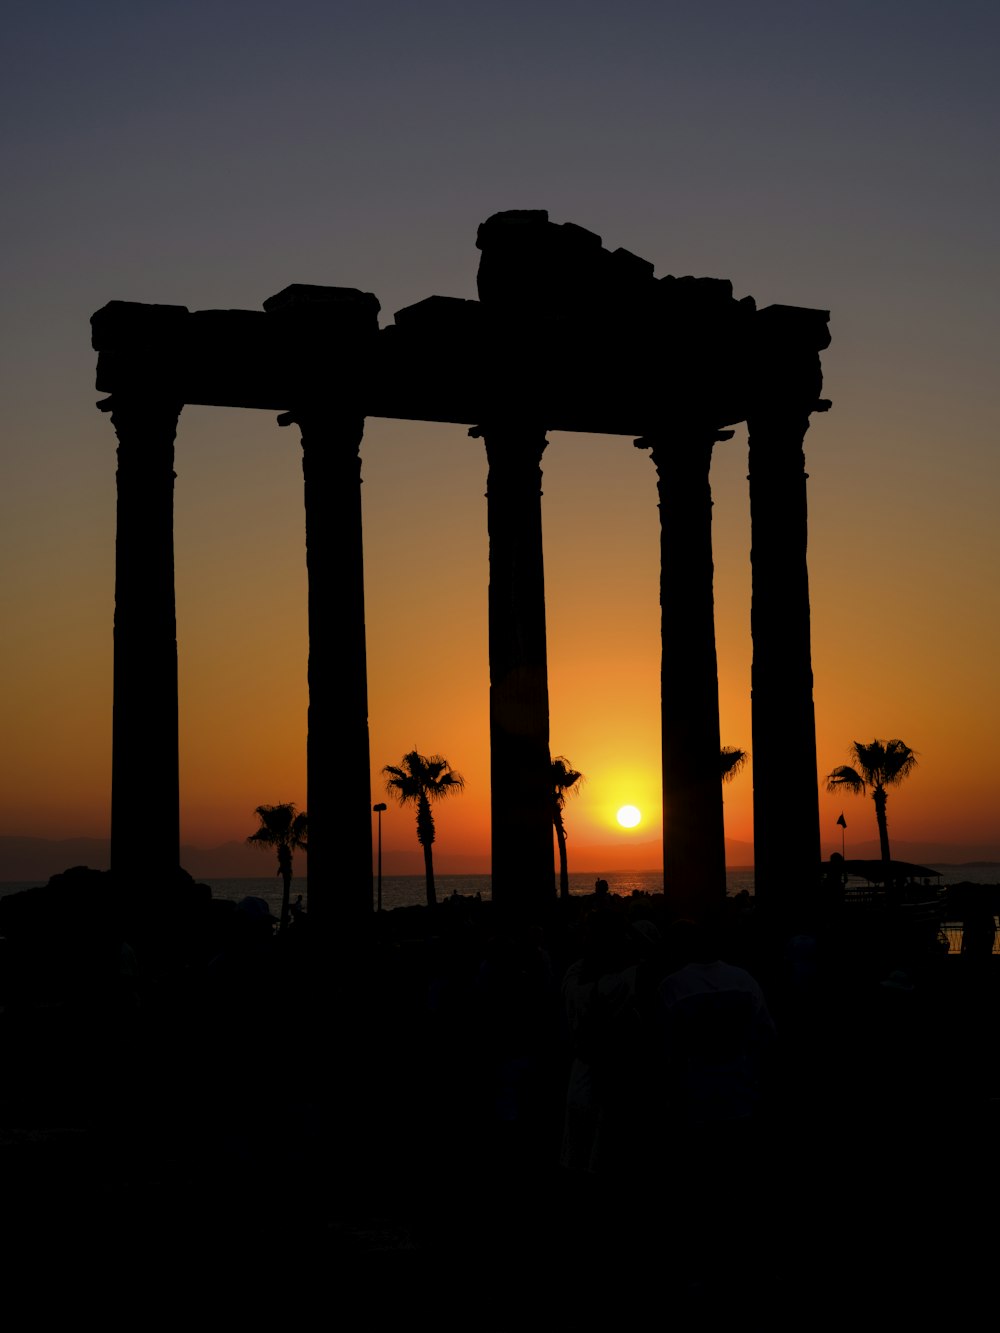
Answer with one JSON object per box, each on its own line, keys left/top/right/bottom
{"left": 551, "top": 756, "right": 585, "bottom": 796}
{"left": 841, "top": 738, "right": 918, "bottom": 790}
{"left": 881, "top": 738, "right": 918, "bottom": 786}
{"left": 383, "top": 764, "right": 420, "bottom": 803}
{"left": 424, "top": 754, "right": 466, "bottom": 800}
{"left": 383, "top": 750, "right": 465, "bottom": 805}
{"left": 290, "top": 811, "right": 308, "bottom": 850}
{"left": 849, "top": 741, "right": 885, "bottom": 786}
{"left": 826, "top": 765, "right": 866, "bottom": 795}
{"left": 720, "top": 747, "right": 748, "bottom": 783}
{"left": 246, "top": 801, "right": 304, "bottom": 847}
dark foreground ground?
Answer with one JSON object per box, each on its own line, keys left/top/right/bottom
{"left": 1, "top": 873, "right": 998, "bottom": 1325}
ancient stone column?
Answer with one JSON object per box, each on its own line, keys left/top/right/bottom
{"left": 102, "top": 396, "right": 183, "bottom": 888}
{"left": 278, "top": 408, "right": 373, "bottom": 932}
{"left": 747, "top": 304, "right": 830, "bottom": 918}
{"left": 474, "top": 423, "right": 556, "bottom": 917}
{"left": 637, "top": 425, "right": 730, "bottom": 919}
{"left": 265, "top": 284, "right": 380, "bottom": 936}
{"left": 747, "top": 405, "right": 821, "bottom": 915}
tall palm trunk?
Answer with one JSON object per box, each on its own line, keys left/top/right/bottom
{"left": 873, "top": 787, "right": 891, "bottom": 863}
{"left": 279, "top": 870, "right": 292, "bottom": 930}
{"left": 278, "top": 846, "right": 293, "bottom": 931}
{"left": 417, "top": 793, "right": 437, "bottom": 907}
{"left": 555, "top": 808, "right": 570, "bottom": 900}
{"left": 421, "top": 843, "right": 437, "bottom": 908}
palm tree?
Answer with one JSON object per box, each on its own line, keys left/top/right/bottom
{"left": 720, "top": 747, "right": 748, "bottom": 783}
{"left": 826, "top": 739, "right": 917, "bottom": 864}
{"left": 246, "top": 802, "right": 308, "bottom": 931}
{"left": 551, "top": 756, "right": 585, "bottom": 900}
{"left": 383, "top": 750, "right": 465, "bottom": 908}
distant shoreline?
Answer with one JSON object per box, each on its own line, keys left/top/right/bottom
{"left": 4, "top": 864, "right": 1000, "bottom": 922}
{"left": 4, "top": 860, "right": 1000, "bottom": 889}
{"left": 1, "top": 863, "right": 1000, "bottom": 885}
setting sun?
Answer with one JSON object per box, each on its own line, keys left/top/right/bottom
{"left": 616, "top": 805, "right": 642, "bottom": 828}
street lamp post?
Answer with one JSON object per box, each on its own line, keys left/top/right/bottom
{"left": 373, "top": 802, "right": 387, "bottom": 912}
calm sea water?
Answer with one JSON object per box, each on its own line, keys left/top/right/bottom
{"left": 201, "top": 868, "right": 754, "bottom": 915}
{"left": 82, "top": 865, "right": 1000, "bottom": 917}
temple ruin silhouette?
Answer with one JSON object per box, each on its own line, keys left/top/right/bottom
{"left": 91, "top": 209, "right": 831, "bottom": 927}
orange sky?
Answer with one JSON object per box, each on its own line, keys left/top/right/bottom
{"left": 3, "top": 5, "right": 999, "bottom": 873}
{"left": 6, "top": 396, "right": 999, "bottom": 871}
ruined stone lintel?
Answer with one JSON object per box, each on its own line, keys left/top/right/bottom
{"left": 92, "top": 291, "right": 777, "bottom": 431}
{"left": 286, "top": 409, "right": 373, "bottom": 931}
{"left": 93, "top": 290, "right": 381, "bottom": 418}
{"left": 105, "top": 396, "right": 184, "bottom": 888}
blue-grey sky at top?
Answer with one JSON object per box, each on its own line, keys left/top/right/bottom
{"left": 2, "top": 0, "right": 999, "bottom": 858}
{"left": 6, "top": 2, "right": 997, "bottom": 302}
{"left": 4, "top": 2, "right": 997, "bottom": 476}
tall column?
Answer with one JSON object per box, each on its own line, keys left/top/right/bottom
{"left": 747, "top": 305, "right": 830, "bottom": 921}
{"left": 265, "top": 283, "right": 380, "bottom": 937}
{"left": 279, "top": 409, "right": 373, "bottom": 932}
{"left": 747, "top": 403, "right": 823, "bottom": 916}
{"left": 102, "top": 395, "right": 183, "bottom": 888}
{"left": 637, "top": 426, "right": 730, "bottom": 919}
{"left": 473, "top": 423, "right": 555, "bottom": 918}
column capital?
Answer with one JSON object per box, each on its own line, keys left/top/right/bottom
{"left": 277, "top": 407, "right": 365, "bottom": 433}
{"left": 97, "top": 394, "right": 182, "bottom": 419}
{"left": 99, "top": 397, "right": 183, "bottom": 457}
{"left": 634, "top": 425, "right": 734, "bottom": 451}
{"left": 470, "top": 420, "right": 547, "bottom": 438}
{"left": 634, "top": 426, "right": 733, "bottom": 489}
{"left": 474, "top": 424, "right": 548, "bottom": 502}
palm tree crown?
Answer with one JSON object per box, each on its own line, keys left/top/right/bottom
{"left": 720, "top": 747, "right": 748, "bottom": 783}
{"left": 826, "top": 738, "right": 917, "bottom": 863}
{"left": 551, "top": 755, "right": 585, "bottom": 900}
{"left": 383, "top": 750, "right": 465, "bottom": 908}
{"left": 246, "top": 802, "right": 308, "bottom": 929}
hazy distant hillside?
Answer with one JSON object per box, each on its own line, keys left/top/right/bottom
{"left": 0, "top": 835, "right": 266, "bottom": 883}
{"left": 0, "top": 836, "right": 112, "bottom": 883}
{"left": 823, "top": 838, "right": 1000, "bottom": 866}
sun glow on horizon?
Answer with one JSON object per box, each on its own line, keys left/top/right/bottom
{"left": 616, "top": 805, "right": 642, "bottom": 828}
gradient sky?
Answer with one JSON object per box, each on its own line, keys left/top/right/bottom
{"left": 3, "top": 1, "right": 999, "bottom": 872}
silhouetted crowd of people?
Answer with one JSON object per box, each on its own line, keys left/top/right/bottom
{"left": 2, "top": 870, "right": 999, "bottom": 1317}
